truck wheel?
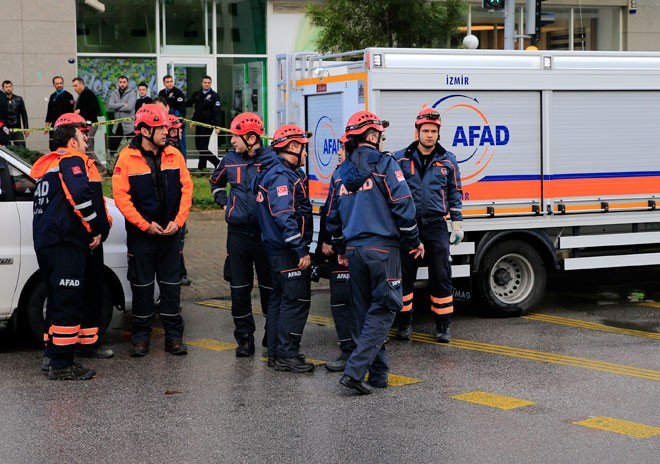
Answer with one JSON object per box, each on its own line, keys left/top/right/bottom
{"left": 476, "top": 240, "right": 546, "bottom": 317}
{"left": 24, "top": 280, "right": 114, "bottom": 344}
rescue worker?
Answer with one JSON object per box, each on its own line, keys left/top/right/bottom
{"left": 166, "top": 114, "right": 191, "bottom": 287}
{"left": 393, "top": 107, "right": 463, "bottom": 343}
{"left": 40, "top": 113, "right": 115, "bottom": 369}
{"left": 209, "top": 112, "right": 273, "bottom": 357}
{"left": 31, "top": 113, "right": 107, "bottom": 380}
{"left": 255, "top": 124, "right": 314, "bottom": 373}
{"left": 326, "top": 111, "right": 424, "bottom": 394}
{"left": 112, "top": 103, "right": 193, "bottom": 357}
{"left": 317, "top": 133, "right": 359, "bottom": 372}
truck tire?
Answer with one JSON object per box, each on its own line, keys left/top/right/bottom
{"left": 23, "top": 280, "right": 114, "bottom": 345}
{"left": 476, "top": 240, "right": 546, "bottom": 317}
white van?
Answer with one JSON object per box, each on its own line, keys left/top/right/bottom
{"left": 0, "top": 146, "right": 131, "bottom": 342}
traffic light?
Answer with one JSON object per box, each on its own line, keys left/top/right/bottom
{"left": 482, "top": 0, "right": 505, "bottom": 9}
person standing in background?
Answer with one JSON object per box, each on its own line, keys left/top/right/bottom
{"left": 135, "top": 82, "right": 152, "bottom": 112}
{"left": 189, "top": 75, "right": 221, "bottom": 170}
{"left": 72, "top": 77, "right": 103, "bottom": 173}
{"left": 106, "top": 75, "right": 136, "bottom": 157}
{"left": 3, "top": 80, "right": 29, "bottom": 147}
{"left": 158, "top": 75, "right": 187, "bottom": 158}
{"left": 45, "top": 76, "right": 75, "bottom": 151}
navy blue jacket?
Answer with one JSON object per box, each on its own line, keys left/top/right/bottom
{"left": 255, "top": 155, "right": 313, "bottom": 258}
{"left": 209, "top": 146, "right": 275, "bottom": 236}
{"left": 326, "top": 145, "right": 420, "bottom": 254}
{"left": 158, "top": 87, "right": 186, "bottom": 118}
{"left": 31, "top": 149, "right": 105, "bottom": 251}
{"left": 394, "top": 142, "right": 463, "bottom": 225}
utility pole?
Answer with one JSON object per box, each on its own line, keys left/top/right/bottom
{"left": 503, "top": 0, "right": 516, "bottom": 50}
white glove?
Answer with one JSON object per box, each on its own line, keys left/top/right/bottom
{"left": 449, "top": 221, "right": 464, "bottom": 245}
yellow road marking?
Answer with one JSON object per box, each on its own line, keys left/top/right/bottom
{"left": 523, "top": 313, "right": 660, "bottom": 340}
{"left": 196, "top": 299, "right": 660, "bottom": 381}
{"left": 376, "top": 373, "right": 423, "bottom": 387}
{"left": 573, "top": 416, "right": 660, "bottom": 439}
{"left": 187, "top": 339, "right": 237, "bottom": 351}
{"left": 451, "top": 391, "right": 535, "bottom": 410}
{"left": 640, "top": 301, "right": 660, "bottom": 309}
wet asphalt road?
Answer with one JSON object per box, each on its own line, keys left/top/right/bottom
{"left": 1, "top": 269, "right": 659, "bottom": 464}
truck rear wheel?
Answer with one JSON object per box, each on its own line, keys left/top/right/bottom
{"left": 476, "top": 240, "right": 546, "bottom": 317}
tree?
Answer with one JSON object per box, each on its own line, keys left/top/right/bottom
{"left": 306, "top": 0, "right": 467, "bottom": 53}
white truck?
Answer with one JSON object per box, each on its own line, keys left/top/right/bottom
{"left": 277, "top": 47, "right": 660, "bottom": 316}
{"left": 0, "top": 146, "right": 131, "bottom": 341}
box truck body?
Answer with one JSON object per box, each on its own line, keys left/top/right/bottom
{"left": 277, "top": 48, "right": 660, "bottom": 315}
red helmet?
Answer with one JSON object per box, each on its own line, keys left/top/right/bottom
{"left": 415, "top": 107, "right": 442, "bottom": 127}
{"left": 54, "top": 113, "right": 90, "bottom": 132}
{"left": 134, "top": 104, "right": 168, "bottom": 129}
{"left": 338, "top": 133, "right": 348, "bottom": 144}
{"left": 167, "top": 114, "right": 182, "bottom": 129}
{"left": 271, "top": 124, "right": 310, "bottom": 148}
{"left": 230, "top": 112, "right": 264, "bottom": 136}
{"left": 344, "top": 111, "right": 389, "bottom": 137}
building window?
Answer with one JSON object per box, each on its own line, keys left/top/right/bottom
{"left": 161, "top": 0, "right": 213, "bottom": 53}
{"left": 465, "top": 5, "right": 621, "bottom": 51}
{"left": 216, "top": 0, "right": 266, "bottom": 54}
{"left": 76, "top": 0, "right": 157, "bottom": 53}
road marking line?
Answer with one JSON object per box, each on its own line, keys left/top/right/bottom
{"left": 451, "top": 391, "right": 535, "bottom": 410}
{"left": 573, "top": 416, "right": 660, "bottom": 439}
{"left": 196, "top": 299, "right": 660, "bottom": 381}
{"left": 639, "top": 301, "right": 660, "bottom": 309}
{"left": 187, "top": 339, "right": 237, "bottom": 351}
{"left": 523, "top": 313, "right": 660, "bottom": 340}
{"left": 380, "top": 374, "right": 423, "bottom": 387}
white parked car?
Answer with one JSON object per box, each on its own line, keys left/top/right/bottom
{"left": 0, "top": 146, "right": 131, "bottom": 342}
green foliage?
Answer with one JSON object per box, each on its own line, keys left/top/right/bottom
{"left": 9, "top": 145, "right": 44, "bottom": 165}
{"left": 306, "top": 0, "right": 467, "bottom": 53}
{"left": 101, "top": 172, "right": 217, "bottom": 210}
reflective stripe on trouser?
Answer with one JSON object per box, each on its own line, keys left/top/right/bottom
{"left": 44, "top": 245, "right": 104, "bottom": 349}
{"left": 266, "top": 252, "right": 311, "bottom": 358}
{"left": 227, "top": 231, "right": 272, "bottom": 344}
{"left": 37, "top": 244, "right": 87, "bottom": 369}
{"left": 127, "top": 233, "right": 184, "bottom": 344}
{"left": 396, "top": 221, "right": 454, "bottom": 329}
{"left": 344, "top": 246, "right": 402, "bottom": 384}
{"left": 329, "top": 260, "right": 358, "bottom": 359}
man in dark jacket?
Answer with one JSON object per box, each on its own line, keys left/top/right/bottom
{"left": 255, "top": 123, "right": 314, "bottom": 373}
{"left": 326, "top": 111, "right": 424, "bottom": 395}
{"left": 45, "top": 76, "right": 75, "bottom": 150}
{"left": 393, "top": 107, "right": 463, "bottom": 343}
{"left": 135, "top": 82, "right": 153, "bottom": 112}
{"left": 72, "top": 77, "right": 102, "bottom": 170}
{"left": 209, "top": 112, "right": 273, "bottom": 358}
{"left": 3, "top": 80, "right": 29, "bottom": 147}
{"left": 189, "top": 75, "right": 222, "bottom": 169}
{"left": 158, "top": 75, "right": 187, "bottom": 157}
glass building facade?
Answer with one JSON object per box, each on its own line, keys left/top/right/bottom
{"left": 76, "top": 0, "right": 267, "bottom": 150}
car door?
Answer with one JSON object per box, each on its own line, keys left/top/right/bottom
{"left": 0, "top": 156, "right": 22, "bottom": 317}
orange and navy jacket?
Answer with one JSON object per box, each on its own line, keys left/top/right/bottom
{"left": 394, "top": 142, "right": 463, "bottom": 225}
{"left": 31, "top": 148, "right": 111, "bottom": 251}
{"left": 112, "top": 135, "right": 192, "bottom": 235}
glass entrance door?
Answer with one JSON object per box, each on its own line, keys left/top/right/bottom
{"left": 158, "top": 57, "right": 216, "bottom": 162}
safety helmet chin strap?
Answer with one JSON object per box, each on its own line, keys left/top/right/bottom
{"left": 142, "top": 125, "right": 159, "bottom": 147}
{"left": 240, "top": 132, "right": 261, "bottom": 154}
{"left": 362, "top": 131, "right": 382, "bottom": 150}
{"left": 280, "top": 144, "right": 306, "bottom": 167}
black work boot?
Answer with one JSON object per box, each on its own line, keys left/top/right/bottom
{"left": 236, "top": 338, "right": 255, "bottom": 357}
{"left": 48, "top": 364, "right": 96, "bottom": 381}
{"left": 395, "top": 312, "right": 413, "bottom": 340}
{"left": 274, "top": 356, "right": 315, "bottom": 373}
{"left": 339, "top": 375, "right": 374, "bottom": 395}
{"left": 435, "top": 314, "right": 452, "bottom": 343}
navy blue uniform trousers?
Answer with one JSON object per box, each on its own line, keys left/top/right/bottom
{"left": 344, "top": 245, "right": 403, "bottom": 384}
{"left": 266, "top": 252, "right": 311, "bottom": 358}
{"left": 127, "top": 233, "right": 184, "bottom": 343}
{"left": 328, "top": 259, "right": 358, "bottom": 360}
